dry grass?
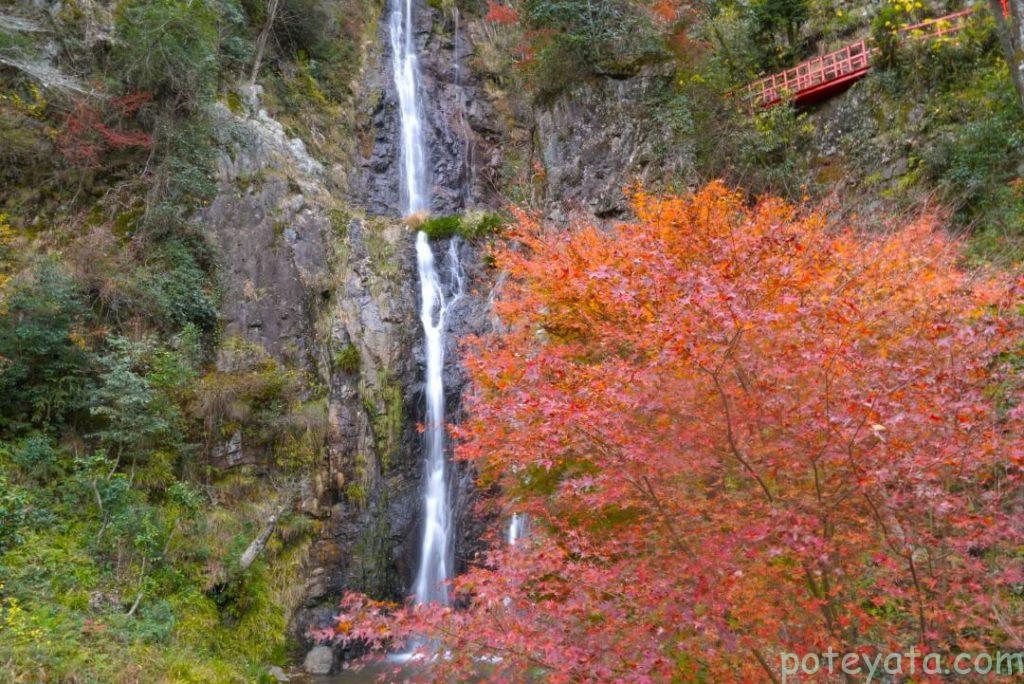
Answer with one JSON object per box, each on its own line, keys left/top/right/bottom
{"left": 402, "top": 210, "right": 431, "bottom": 228}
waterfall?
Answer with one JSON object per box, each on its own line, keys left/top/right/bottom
{"left": 390, "top": 0, "right": 428, "bottom": 213}
{"left": 411, "top": 235, "right": 462, "bottom": 605}
{"left": 389, "top": 0, "right": 459, "bottom": 606}
{"left": 508, "top": 513, "right": 525, "bottom": 546}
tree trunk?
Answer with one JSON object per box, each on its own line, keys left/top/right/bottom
{"left": 238, "top": 500, "right": 290, "bottom": 572}
{"left": 991, "top": 0, "right": 1024, "bottom": 112}
{"left": 250, "top": 0, "right": 281, "bottom": 86}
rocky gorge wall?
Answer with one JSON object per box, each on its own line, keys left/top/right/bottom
{"left": 197, "top": 2, "right": 497, "bottom": 670}
{"left": 353, "top": 2, "right": 504, "bottom": 215}
{"left": 196, "top": 0, "right": 697, "bottom": 673}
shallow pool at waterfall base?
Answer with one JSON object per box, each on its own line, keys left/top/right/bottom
{"left": 306, "top": 660, "right": 422, "bottom": 683}
{"left": 297, "top": 651, "right": 497, "bottom": 683}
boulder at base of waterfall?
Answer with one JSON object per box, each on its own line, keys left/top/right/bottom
{"left": 303, "top": 645, "right": 335, "bottom": 674}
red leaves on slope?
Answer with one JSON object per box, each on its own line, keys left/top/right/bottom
{"left": 484, "top": 1, "right": 519, "bottom": 25}
{"left": 57, "top": 93, "right": 154, "bottom": 169}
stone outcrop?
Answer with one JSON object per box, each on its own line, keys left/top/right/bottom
{"left": 535, "top": 65, "right": 695, "bottom": 219}
{"left": 302, "top": 645, "right": 335, "bottom": 674}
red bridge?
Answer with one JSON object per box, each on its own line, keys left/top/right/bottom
{"left": 744, "top": 8, "right": 976, "bottom": 109}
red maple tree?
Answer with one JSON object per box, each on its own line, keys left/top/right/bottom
{"left": 327, "top": 183, "right": 1024, "bottom": 681}
{"left": 57, "top": 92, "right": 154, "bottom": 168}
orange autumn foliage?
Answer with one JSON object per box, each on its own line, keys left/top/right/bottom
{"left": 331, "top": 183, "right": 1024, "bottom": 682}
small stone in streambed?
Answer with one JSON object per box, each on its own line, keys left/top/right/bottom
{"left": 266, "top": 665, "right": 290, "bottom": 681}
{"left": 303, "top": 645, "right": 335, "bottom": 675}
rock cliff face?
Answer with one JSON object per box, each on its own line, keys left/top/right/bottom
{"left": 205, "top": 109, "right": 333, "bottom": 371}
{"left": 201, "top": 3, "right": 500, "bottom": 667}
{"left": 200, "top": 95, "right": 427, "bottom": 650}
{"left": 201, "top": 0, "right": 693, "bottom": 672}
{"left": 535, "top": 65, "right": 695, "bottom": 219}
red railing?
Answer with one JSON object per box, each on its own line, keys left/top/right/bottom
{"left": 745, "top": 40, "right": 871, "bottom": 108}
{"left": 897, "top": 8, "right": 974, "bottom": 39}
{"left": 743, "top": 8, "right": 976, "bottom": 109}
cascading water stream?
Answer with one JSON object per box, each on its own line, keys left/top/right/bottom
{"left": 411, "top": 235, "right": 462, "bottom": 605}
{"left": 390, "top": 0, "right": 427, "bottom": 214}
{"left": 389, "top": 0, "right": 459, "bottom": 606}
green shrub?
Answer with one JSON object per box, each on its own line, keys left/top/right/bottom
{"left": 333, "top": 343, "right": 360, "bottom": 374}
{"left": 88, "top": 337, "right": 184, "bottom": 480}
{"left": 748, "top": 0, "right": 810, "bottom": 69}
{"left": 272, "top": 0, "right": 361, "bottom": 99}
{"left": 147, "top": 115, "right": 221, "bottom": 218}
{"left": 733, "top": 103, "right": 813, "bottom": 195}
{"left": 917, "top": 63, "right": 1024, "bottom": 265}
{"left": 0, "top": 262, "right": 92, "bottom": 432}
{"left": 273, "top": 0, "right": 335, "bottom": 58}
{"left": 460, "top": 210, "right": 506, "bottom": 239}
{"left": 872, "top": 10, "right": 996, "bottom": 93}
{"left": 0, "top": 472, "right": 30, "bottom": 553}
{"left": 419, "top": 212, "right": 506, "bottom": 240}
{"left": 419, "top": 215, "right": 463, "bottom": 240}
{"left": 7, "top": 433, "right": 60, "bottom": 482}
{"left": 522, "top": 0, "right": 665, "bottom": 99}
{"left": 115, "top": 0, "right": 221, "bottom": 109}
{"left": 213, "top": 0, "right": 256, "bottom": 72}
{"left": 871, "top": 1, "right": 904, "bottom": 68}
{"left": 129, "top": 599, "right": 177, "bottom": 643}
{"left": 136, "top": 237, "right": 219, "bottom": 336}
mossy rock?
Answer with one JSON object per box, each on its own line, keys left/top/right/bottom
{"left": 361, "top": 370, "right": 403, "bottom": 471}
{"left": 328, "top": 207, "right": 351, "bottom": 237}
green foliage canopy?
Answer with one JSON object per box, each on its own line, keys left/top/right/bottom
{"left": 115, "top": 0, "right": 222, "bottom": 108}
{"left": 521, "top": 0, "right": 664, "bottom": 98}
{"left": 0, "top": 262, "right": 91, "bottom": 432}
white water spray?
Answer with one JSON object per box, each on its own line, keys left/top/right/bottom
{"left": 390, "top": 0, "right": 428, "bottom": 213}
{"left": 390, "top": 0, "right": 461, "bottom": 606}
